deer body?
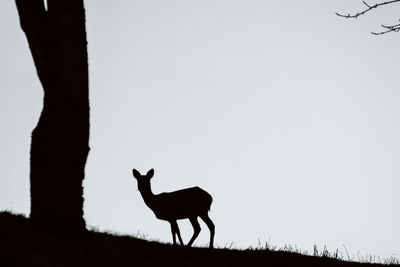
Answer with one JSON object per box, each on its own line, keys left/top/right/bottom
{"left": 132, "top": 169, "right": 215, "bottom": 248}
{"left": 146, "top": 187, "right": 212, "bottom": 220}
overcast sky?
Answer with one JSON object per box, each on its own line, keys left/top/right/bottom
{"left": 1, "top": 0, "right": 400, "bottom": 260}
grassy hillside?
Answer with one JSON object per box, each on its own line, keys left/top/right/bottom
{"left": 0, "top": 212, "right": 395, "bottom": 267}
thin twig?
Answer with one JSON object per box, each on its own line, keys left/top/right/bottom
{"left": 373, "top": 19, "right": 400, "bottom": 34}
{"left": 372, "top": 21, "right": 400, "bottom": 34}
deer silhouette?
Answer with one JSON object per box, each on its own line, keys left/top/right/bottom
{"left": 132, "top": 168, "right": 215, "bottom": 248}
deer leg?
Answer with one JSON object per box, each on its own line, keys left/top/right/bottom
{"left": 200, "top": 213, "right": 215, "bottom": 248}
{"left": 187, "top": 216, "right": 201, "bottom": 247}
{"left": 175, "top": 222, "right": 184, "bottom": 246}
{"left": 171, "top": 220, "right": 184, "bottom": 246}
{"left": 169, "top": 221, "right": 177, "bottom": 245}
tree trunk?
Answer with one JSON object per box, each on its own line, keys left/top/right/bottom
{"left": 16, "top": 0, "right": 89, "bottom": 231}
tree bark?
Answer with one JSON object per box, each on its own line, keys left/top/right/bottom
{"left": 16, "top": 0, "right": 89, "bottom": 231}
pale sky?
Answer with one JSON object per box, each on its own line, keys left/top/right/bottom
{"left": 1, "top": 0, "right": 400, "bottom": 260}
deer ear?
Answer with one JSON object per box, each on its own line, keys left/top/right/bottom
{"left": 132, "top": 169, "right": 141, "bottom": 179}
{"left": 147, "top": 169, "right": 154, "bottom": 179}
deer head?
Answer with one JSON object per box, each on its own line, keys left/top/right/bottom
{"left": 132, "top": 168, "right": 154, "bottom": 192}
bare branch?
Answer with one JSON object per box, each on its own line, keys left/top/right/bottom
{"left": 336, "top": 0, "right": 400, "bottom": 35}
{"left": 336, "top": 0, "right": 400, "bottom": 18}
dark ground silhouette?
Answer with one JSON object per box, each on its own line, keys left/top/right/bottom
{"left": 0, "top": 212, "right": 391, "bottom": 267}
{"left": 132, "top": 168, "right": 215, "bottom": 248}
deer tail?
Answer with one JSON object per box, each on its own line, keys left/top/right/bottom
{"left": 206, "top": 192, "right": 213, "bottom": 211}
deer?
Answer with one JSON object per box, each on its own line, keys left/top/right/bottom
{"left": 132, "top": 168, "right": 215, "bottom": 248}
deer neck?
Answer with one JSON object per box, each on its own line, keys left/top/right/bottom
{"left": 139, "top": 184, "right": 157, "bottom": 209}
